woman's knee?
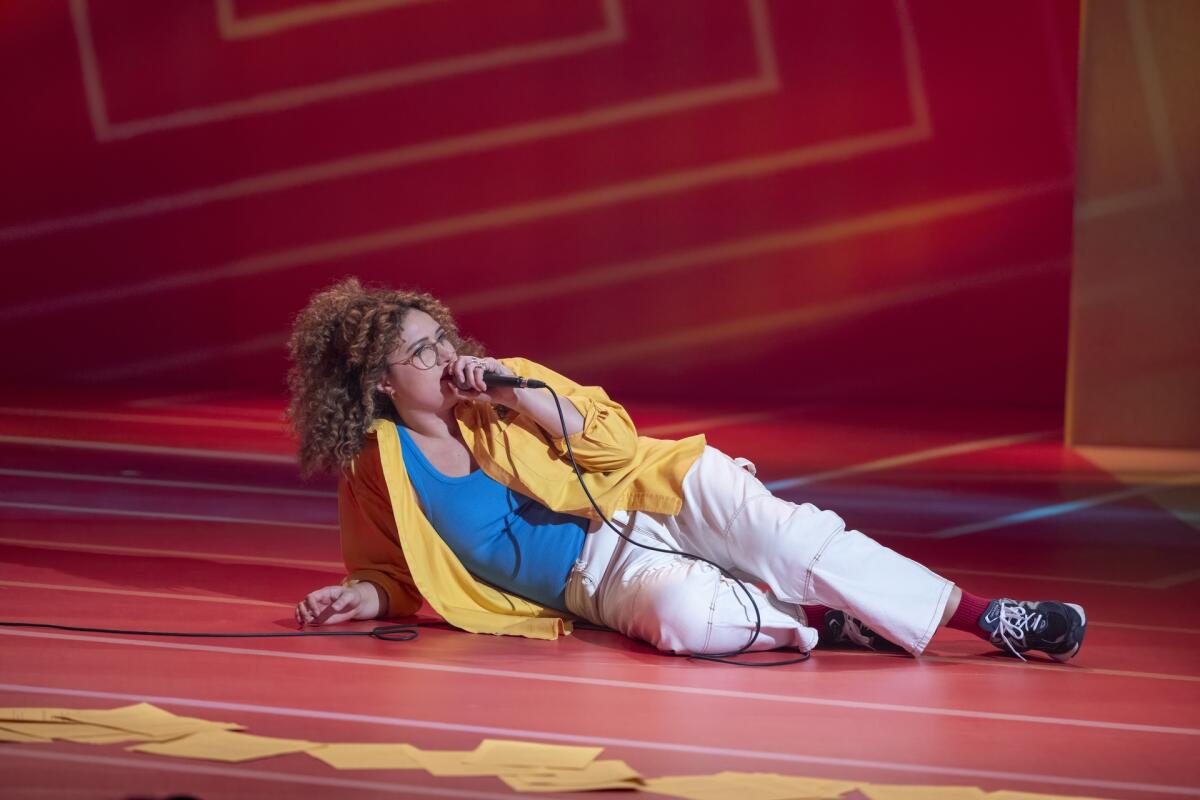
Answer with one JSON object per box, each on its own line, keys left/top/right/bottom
{"left": 736, "top": 497, "right": 846, "bottom": 567}
{"left": 629, "top": 566, "right": 724, "bottom": 654}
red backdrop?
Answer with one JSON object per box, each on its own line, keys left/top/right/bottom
{"left": 0, "top": 0, "right": 1079, "bottom": 406}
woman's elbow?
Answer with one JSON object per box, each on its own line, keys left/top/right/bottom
{"left": 577, "top": 431, "right": 639, "bottom": 472}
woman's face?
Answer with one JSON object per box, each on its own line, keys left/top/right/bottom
{"left": 378, "top": 309, "right": 459, "bottom": 414}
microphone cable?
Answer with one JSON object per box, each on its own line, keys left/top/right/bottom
{"left": 533, "top": 381, "right": 807, "bottom": 667}
{"left": 0, "top": 620, "right": 448, "bottom": 641}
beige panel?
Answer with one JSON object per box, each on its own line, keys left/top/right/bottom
{"left": 1068, "top": 0, "right": 1200, "bottom": 448}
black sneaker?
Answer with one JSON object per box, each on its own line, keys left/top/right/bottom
{"left": 978, "top": 599, "right": 1087, "bottom": 662}
{"left": 821, "top": 610, "right": 904, "bottom": 652}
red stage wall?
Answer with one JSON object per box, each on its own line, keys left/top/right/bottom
{"left": 0, "top": 1, "right": 1079, "bottom": 407}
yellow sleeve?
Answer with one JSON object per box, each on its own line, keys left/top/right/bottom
{"left": 500, "top": 357, "right": 639, "bottom": 473}
{"left": 337, "top": 437, "right": 424, "bottom": 618}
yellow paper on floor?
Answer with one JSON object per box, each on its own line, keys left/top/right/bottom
{"left": 713, "top": 772, "right": 859, "bottom": 798}
{"left": 305, "top": 743, "right": 423, "bottom": 770}
{"left": 128, "top": 728, "right": 319, "bottom": 763}
{"left": 861, "top": 786, "right": 986, "bottom": 800}
{"left": 0, "top": 708, "right": 78, "bottom": 722}
{"left": 642, "top": 772, "right": 820, "bottom": 800}
{"left": 988, "top": 793, "right": 1110, "bottom": 800}
{"left": 403, "top": 746, "right": 528, "bottom": 776}
{"left": 0, "top": 707, "right": 148, "bottom": 742}
{"left": 0, "top": 723, "right": 54, "bottom": 741}
{"left": 465, "top": 738, "right": 604, "bottom": 769}
{"left": 0, "top": 722, "right": 125, "bottom": 741}
{"left": 64, "top": 730, "right": 159, "bottom": 745}
{"left": 59, "top": 702, "right": 243, "bottom": 740}
{"left": 0, "top": 728, "right": 51, "bottom": 743}
{"left": 500, "top": 759, "right": 642, "bottom": 792}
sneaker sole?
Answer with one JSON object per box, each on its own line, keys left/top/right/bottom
{"left": 1051, "top": 602, "right": 1087, "bottom": 662}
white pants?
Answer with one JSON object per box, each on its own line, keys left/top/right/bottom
{"left": 564, "top": 446, "right": 954, "bottom": 655}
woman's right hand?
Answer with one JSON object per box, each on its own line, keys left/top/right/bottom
{"left": 295, "top": 584, "right": 364, "bottom": 626}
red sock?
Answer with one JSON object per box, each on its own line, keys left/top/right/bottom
{"left": 947, "top": 590, "right": 993, "bottom": 639}
{"left": 802, "top": 605, "right": 832, "bottom": 626}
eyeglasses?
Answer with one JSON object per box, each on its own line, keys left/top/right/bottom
{"left": 387, "top": 329, "right": 454, "bottom": 371}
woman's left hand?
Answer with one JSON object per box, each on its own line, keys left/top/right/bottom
{"left": 448, "top": 355, "right": 516, "bottom": 403}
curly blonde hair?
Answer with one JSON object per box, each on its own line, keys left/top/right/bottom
{"left": 285, "top": 277, "right": 484, "bottom": 477}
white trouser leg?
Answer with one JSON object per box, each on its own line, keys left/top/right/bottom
{"left": 564, "top": 509, "right": 817, "bottom": 655}
{"left": 664, "top": 446, "right": 953, "bottom": 654}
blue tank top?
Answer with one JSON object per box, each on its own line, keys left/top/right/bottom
{"left": 397, "top": 425, "right": 587, "bottom": 611}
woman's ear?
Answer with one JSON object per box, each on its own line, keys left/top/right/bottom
{"left": 376, "top": 376, "right": 394, "bottom": 397}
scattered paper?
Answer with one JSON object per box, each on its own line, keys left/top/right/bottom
{"left": 0, "top": 722, "right": 128, "bottom": 741}
{"left": 64, "top": 730, "right": 158, "bottom": 745}
{"left": 988, "top": 794, "right": 1110, "bottom": 800}
{"left": 0, "top": 723, "right": 52, "bottom": 741}
{"left": 403, "top": 746, "right": 525, "bottom": 776}
{"left": 0, "top": 706, "right": 1119, "bottom": 800}
{"left": 0, "top": 708, "right": 77, "bottom": 722}
{"left": 466, "top": 738, "right": 603, "bottom": 769}
{"left": 720, "top": 772, "right": 864, "bottom": 796}
{"left": 713, "top": 772, "right": 860, "bottom": 798}
{"left": 59, "top": 702, "right": 242, "bottom": 740}
{"left": 128, "top": 728, "right": 319, "bottom": 763}
{"left": 305, "top": 743, "right": 423, "bottom": 770}
{"left": 861, "top": 787, "right": 986, "bottom": 800}
{"left": 499, "top": 759, "right": 642, "bottom": 792}
{"left": 643, "top": 773, "right": 810, "bottom": 800}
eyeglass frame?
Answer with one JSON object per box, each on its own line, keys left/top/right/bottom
{"left": 386, "top": 328, "right": 455, "bottom": 371}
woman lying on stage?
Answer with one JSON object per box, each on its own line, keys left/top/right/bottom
{"left": 286, "top": 278, "right": 1086, "bottom": 662}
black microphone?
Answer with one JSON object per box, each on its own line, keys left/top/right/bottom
{"left": 482, "top": 372, "right": 547, "bottom": 389}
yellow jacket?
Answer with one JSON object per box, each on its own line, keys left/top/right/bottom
{"left": 337, "top": 357, "right": 706, "bottom": 639}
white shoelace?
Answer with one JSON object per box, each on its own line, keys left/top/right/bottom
{"left": 840, "top": 617, "right": 874, "bottom": 648}
{"left": 993, "top": 601, "right": 1045, "bottom": 662}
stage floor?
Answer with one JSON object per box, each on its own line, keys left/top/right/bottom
{"left": 1, "top": 392, "right": 1198, "bottom": 799}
